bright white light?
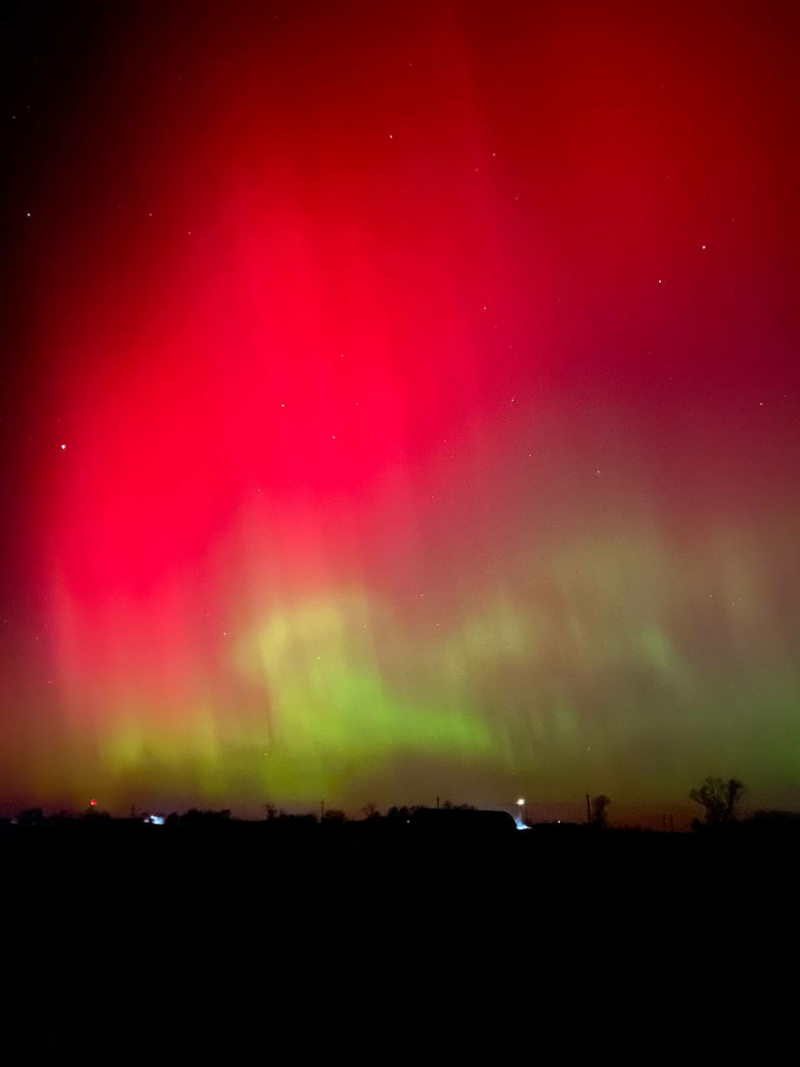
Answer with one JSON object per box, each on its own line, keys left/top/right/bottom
{"left": 60, "top": 443, "right": 66, "bottom": 450}
{"left": 516, "top": 797, "right": 525, "bottom": 806}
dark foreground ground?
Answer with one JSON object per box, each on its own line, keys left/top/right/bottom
{"left": 2, "top": 822, "right": 797, "bottom": 1051}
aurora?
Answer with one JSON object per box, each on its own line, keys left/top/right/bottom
{"left": 1, "top": 1, "right": 798, "bottom": 822}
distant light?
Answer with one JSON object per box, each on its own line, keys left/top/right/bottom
{"left": 516, "top": 797, "right": 525, "bottom": 806}
{"left": 89, "top": 799, "right": 97, "bottom": 807}
{"left": 60, "top": 443, "right": 66, "bottom": 450}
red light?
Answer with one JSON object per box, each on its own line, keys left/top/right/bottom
{"left": 89, "top": 798, "right": 97, "bottom": 806}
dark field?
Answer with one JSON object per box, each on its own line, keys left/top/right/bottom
{"left": 3, "top": 822, "right": 796, "bottom": 1051}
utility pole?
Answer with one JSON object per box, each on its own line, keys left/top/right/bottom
{"left": 585, "top": 792, "right": 591, "bottom": 824}
{"left": 436, "top": 795, "right": 440, "bottom": 810}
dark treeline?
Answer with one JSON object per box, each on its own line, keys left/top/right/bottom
{"left": 3, "top": 774, "right": 800, "bottom": 840}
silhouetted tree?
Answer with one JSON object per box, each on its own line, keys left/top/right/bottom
{"left": 80, "top": 806, "right": 111, "bottom": 821}
{"left": 752, "top": 809, "right": 800, "bottom": 825}
{"left": 279, "top": 812, "right": 317, "bottom": 825}
{"left": 386, "top": 805, "right": 411, "bottom": 820}
{"left": 591, "top": 794, "right": 611, "bottom": 828}
{"left": 361, "top": 803, "right": 380, "bottom": 819}
{"left": 264, "top": 803, "right": 278, "bottom": 821}
{"left": 322, "top": 808, "right": 346, "bottom": 823}
{"left": 690, "top": 776, "right": 746, "bottom": 826}
{"left": 18, "top": 808, "right": 44, "bottom": 826}
{"left": 181, "top": 808, "right": 232, "bottom": 825}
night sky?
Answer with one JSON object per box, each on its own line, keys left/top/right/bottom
{"left": 1, "top": 1, "right": 798, "bottom": 821}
